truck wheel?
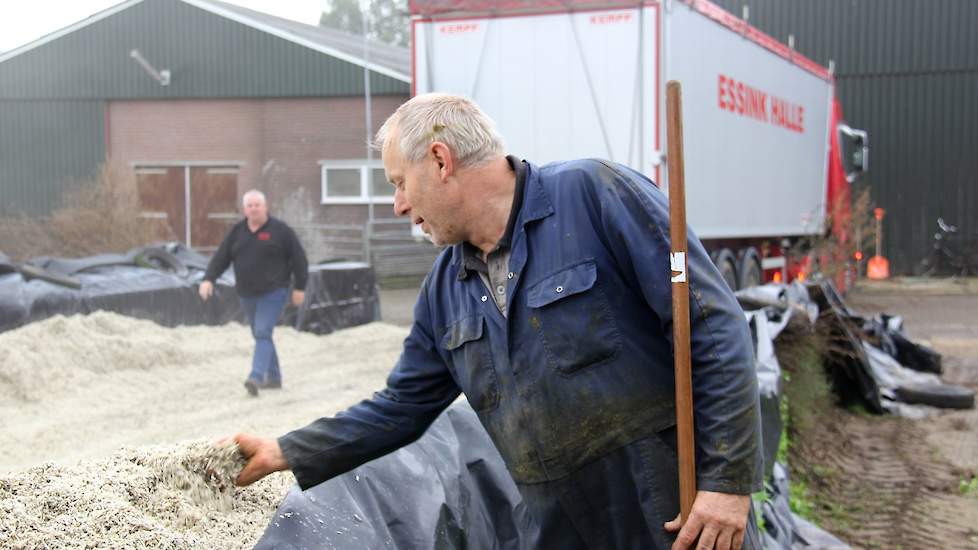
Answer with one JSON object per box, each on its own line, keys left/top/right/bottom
{"left": 738, "top": 248, "right": 763, "bottom": 289}
{"left": 715, "top": 248, "right": 739, "bottom": 291}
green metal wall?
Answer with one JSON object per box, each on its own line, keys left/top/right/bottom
{"left": 711, "top": 0, "right": 978, "bottom": 274}
{"left": 0, "top": 0, "right": 409, "bottom": 217}
{"left": 0, "top": 0, "right": 408, "bottom": 100}
{"left": 0, "top": 100, "right": 105, "bottom": 215}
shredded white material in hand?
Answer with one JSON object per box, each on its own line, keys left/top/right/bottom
{"left": 0, "top": 441, "right": 292, "bottom": 549}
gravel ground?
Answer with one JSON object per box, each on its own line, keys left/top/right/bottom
{"left": 793, "top": 277, "right": 978, "bottom": 549}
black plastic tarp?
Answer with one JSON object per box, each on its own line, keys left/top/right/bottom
{"left": 255, "top": 283, "right": 856, "bottom": 550}
{"left": 0, "top": 244, "right": 379, "bottom": 335}
{"left": 808, "top": 279, "right": 973, "bottom": 414}
{"left": 0, "top": 267, "right": 242, "bottom": 333}
{"left": 282, "top": 262, "right": 381, "bottom": 336}
{"left": 255, "top": 402, "right": 535, "bottom": 550}
{"left": 760, "top": 463, "right": 851, "bottom": 550}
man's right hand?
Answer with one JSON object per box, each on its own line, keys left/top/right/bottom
{"left": 198, "top": 280, "right": 214, "bottom": 301}
{"left": 233, "top": 433, "right": 289, "bottom": 486}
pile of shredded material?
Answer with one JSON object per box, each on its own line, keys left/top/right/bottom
{"left": 0, "top": 312, "right": 249, "bottom": 402}
{"left": 0, "top": 441, "right": 293, "bottom": 549}
{"left": 0, "top": 311, "right": 408, "bottom": 548}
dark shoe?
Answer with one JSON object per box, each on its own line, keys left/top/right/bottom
{"left": 244, "top": 379, "right": 259, "bottom": 396}
{"left": 260, "top": 379, "right": 282, "bottom": 389}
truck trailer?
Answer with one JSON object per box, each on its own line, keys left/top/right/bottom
{"left": 409, "top": 0, "right": 868, "bottom": 290}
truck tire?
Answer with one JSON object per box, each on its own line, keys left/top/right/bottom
{"left": 714, "top": 248, "right": 739, "bottom": 291}
{"left": 738, "top": 247, "right": 763, "bottom": 289}
{"left": 894, "top": 383, "right": 975, "bottom": 410}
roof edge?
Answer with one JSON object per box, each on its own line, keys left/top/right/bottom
{"left": 0, "top": 0, "right": 145, "bottom": 65}
{"left": 0, "top": 0, "right": 411, "bottom": 84}
{"left": 181, "top": 0, "right": 410, "bottom": 83}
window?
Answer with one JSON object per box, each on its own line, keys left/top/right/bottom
{"left": 320, "top": 160, "right": 394, "bottom": 204}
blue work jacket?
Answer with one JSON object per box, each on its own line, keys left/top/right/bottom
{"left": 280, "top": 159, "right": 763, "bottom": 495}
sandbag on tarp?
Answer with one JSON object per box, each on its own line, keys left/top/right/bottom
{"left": 255, "top": 401, "right": 535, "bottom": 550}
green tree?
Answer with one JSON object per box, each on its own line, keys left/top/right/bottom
{"left": 320, "top": 0, "right": 409, "bottom": 48}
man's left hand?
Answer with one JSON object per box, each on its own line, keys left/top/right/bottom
{"left": 664, "top": 490, "right": 750, "bottom": 550}
{"left": 291, "top": 290, "right": 305, "bottom": 307}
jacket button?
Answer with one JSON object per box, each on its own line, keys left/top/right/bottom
{"left": 555, "top": 285, "right": 564, "bottom": 293}
{"left": 507, "top": 272, "right": 514, "bottom": 279}
{"left": 481, "top": 295, "right": 488, "bottom": 302}
{"left": 496, "top": 285, "right": 505, "bottom": 294}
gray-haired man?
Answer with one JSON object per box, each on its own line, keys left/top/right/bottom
{"left": 229, "top": 95, "right": 762, "bottom": 549}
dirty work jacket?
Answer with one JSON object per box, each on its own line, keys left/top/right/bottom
{"left": 280, "top": 159, "right": 763, "bottom": 495}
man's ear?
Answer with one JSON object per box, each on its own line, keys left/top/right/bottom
{"left": 429, "top": 142, "right": 454, "bottom": 181}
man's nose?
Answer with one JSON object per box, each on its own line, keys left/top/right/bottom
{"left": 393, "top": 189, "right": 410, "bottom": 217}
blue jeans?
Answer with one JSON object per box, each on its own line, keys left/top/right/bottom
{"left": 239, "top": 287, "right": 288, "bottom": 384}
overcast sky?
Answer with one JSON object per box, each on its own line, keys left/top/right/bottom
{"left": 0, "top": 0, "right": 326, "bottom": 53}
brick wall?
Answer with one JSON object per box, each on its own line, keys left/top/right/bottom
{"left": 107, "top": 95, "right": 444, "bottom": 273}
{"left": 108, "top": 95, "right": 405, "bottom": 203}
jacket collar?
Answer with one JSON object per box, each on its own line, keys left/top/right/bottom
{"left": 450, "top": 159, "right": 554, "bottom": 272}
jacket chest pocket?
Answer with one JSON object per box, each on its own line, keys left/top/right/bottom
{"left": 441, "top": 315, "right": 500, "bottom": 413}
{"left": 526, "top": 260, "right": 621, "bottom": 375}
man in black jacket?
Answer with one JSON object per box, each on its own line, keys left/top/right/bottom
{"left": 200, "top": 189, "right": 308, "bottom": 396}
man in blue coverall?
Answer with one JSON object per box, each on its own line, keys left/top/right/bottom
{"left": 232, "top": 94, "right": 763, "bottom": 549}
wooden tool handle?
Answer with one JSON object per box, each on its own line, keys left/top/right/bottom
{"left": 666, "top": 80, "right": 696, "bottom": 522}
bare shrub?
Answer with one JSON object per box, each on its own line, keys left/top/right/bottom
{"left": 0, "top": 162, "right": 169, "bottom": 260}
{"left": 789, "top": 186, "right": 875, "bottom": 283}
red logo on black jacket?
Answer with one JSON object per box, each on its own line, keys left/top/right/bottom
{"left": 257, "top": 231, "right": 271, "bottom": 241}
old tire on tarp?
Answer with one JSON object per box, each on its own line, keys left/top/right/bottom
{"left": 133, "top": 247, "right": 189, "bottom": 277}
{"left": 895, "top": 382, "right": 975, "bottom": 410}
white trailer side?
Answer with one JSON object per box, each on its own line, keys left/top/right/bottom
{"left": 412, "top": 0, "right": 849, "bottom": 288}
{"left": 663, "top": 2, "right": 833, "bottom": 239}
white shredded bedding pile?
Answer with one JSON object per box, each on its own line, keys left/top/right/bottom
{"left": 0, "top": 441, "right": 293, "bottom": 548}
{"left": 0, "top": 312, "right": 409, "bottom": 548}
